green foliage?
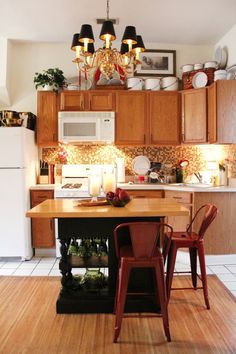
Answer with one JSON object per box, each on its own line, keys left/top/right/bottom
{"left": 33, "top": 68, "right": 66, "bottom": 92}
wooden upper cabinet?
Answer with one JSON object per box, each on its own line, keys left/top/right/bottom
{"left": 115, "top": 91, "right": 147, "bottom": 145}
{"left": 181, "top": 87, "right": 207, "bottom": 143}
{"left": 87, "top": 91, "right": 115, "bottom": 111}
{"left": 59, "top": 90, "right": 115, "bottom": 111}
{"left": 37, "top": 91, "right": 58, "bottom": 146}
{"left": 60, "top": 91, "right": 86, "bottom": 111}
{"left": 207, "top": 83, "right": 217, "bottom": 143}
{"left": 149, "top": 91, "right": 180, "bottom": 145}
{"left": 214, "top": 80, "right": 236, "bottom": 143}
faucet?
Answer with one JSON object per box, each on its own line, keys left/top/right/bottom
{"left": 194, "top": 172, "right": 202, "bottom": 183}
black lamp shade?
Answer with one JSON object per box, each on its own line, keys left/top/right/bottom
{"left": 71, "top": 33, "right": 84, "bottom": 51}
{"left": 132, "top": 35, "right": 145, "bottom": 52}
{"left": 87, "top": 43, "right": 95, "bottom": 55}
{"left": 79, "top": 24, "right": 94, "bottom": 43}
{"left": 120, "top": 43, "right": 129, "bottom": 55}
{"left": 122, "top": 26, "right": 137, "bottom": 45}
{"left": 100, "top": 20, "right": 116, "bottom": 41}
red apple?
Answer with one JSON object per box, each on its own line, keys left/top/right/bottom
{"left": 118, "top": 189, "right": 130, "bottom": 202}
{"left": 115, "top": 187, "right": 122, "bottom": 195}
{"left": 106, "top": 191, "right": 115, "bottom": 201}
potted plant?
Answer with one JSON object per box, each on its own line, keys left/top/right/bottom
{"left": 33, "top": 68, "right": 66, "bottom": 92}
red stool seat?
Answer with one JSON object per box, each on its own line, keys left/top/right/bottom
{"left": 113, "top": 222, "right": 173, "bottom": 343}
{"left": 164, "top": 204, "right": 217, "bottom": 309}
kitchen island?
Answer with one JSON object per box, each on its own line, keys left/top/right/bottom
{"left": 26, "top": 198, "right": 189, "bottom": 314}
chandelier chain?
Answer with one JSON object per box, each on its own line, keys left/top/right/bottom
{"left": 106, "top": 0, "right": 110, "bottom": 20}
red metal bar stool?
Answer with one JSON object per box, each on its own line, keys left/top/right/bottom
{"left": 164, "top": 204, "right": 218, "bottom": 309}
{"left": 113, "top": 222, "right": 173, "bottom": 343}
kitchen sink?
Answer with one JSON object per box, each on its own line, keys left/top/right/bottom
{"left": 168, "top": 183, "right": 212, "bottom": 188}
{"left": 183, "top": 183, "right": 212, "bottom": 188}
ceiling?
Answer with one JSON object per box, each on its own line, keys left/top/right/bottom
{"left": 0, "top": 0, "right": 236, "bottom": 46}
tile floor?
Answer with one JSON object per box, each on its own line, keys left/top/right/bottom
{"left": 0, "top": 256, "right": 235, "bottom": 299}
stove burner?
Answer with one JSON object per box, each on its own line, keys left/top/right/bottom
{"left": 61, "top": 183, "right": 82, "bottom": 189}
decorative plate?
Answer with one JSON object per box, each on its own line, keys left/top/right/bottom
{"left": 131, "top": 155, "right": 151, "bottom": 175}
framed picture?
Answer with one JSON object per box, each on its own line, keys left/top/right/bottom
{"left": 135, "top": 49, "right": 176, "bottom": 77}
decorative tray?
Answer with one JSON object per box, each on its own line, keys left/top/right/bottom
{"left": 75, "top": 199, "right": 109, "bottom": 207}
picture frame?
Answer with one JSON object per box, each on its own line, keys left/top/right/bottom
{"left": 134, "top": 49, "right": 176, "bottom": 77}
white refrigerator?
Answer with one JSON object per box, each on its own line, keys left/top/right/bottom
{"left": 0, "top": 127, "right": 37, "bottom": 260}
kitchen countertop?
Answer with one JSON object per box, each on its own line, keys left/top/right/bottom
{"left": 118, "top": 183, "right": 236, "bottom": 192}
{"left": 30, "top": 183, "right": 236, "bottom": 192}
{"left": 26, "top": 198, "right": 189, "bottom": 218}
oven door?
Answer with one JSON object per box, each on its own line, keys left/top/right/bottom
{"left": 54, "top": 195, "right": 88, "bottom": 257}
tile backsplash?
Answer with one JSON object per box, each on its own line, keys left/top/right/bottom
{"left": 42, "top": 144, "right": 236, "bottom": 177}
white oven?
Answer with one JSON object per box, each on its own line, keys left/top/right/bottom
{"left": 54, "top": 164, "right": 112, "bottom": 257}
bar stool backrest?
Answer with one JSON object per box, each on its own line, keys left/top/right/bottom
{"left": 186, "top": 204, "right": 218, "bottom": 240}
{"left": 114, "top": 222, "right": 173, "bottom": 260}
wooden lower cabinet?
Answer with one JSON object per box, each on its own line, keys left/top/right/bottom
{"left": 164, "top": 190, "right": 193, "bottom": 231}
{"left": 126, "top": 190, "right": 163, "bottom": 199}
{"left": 194, "top": 192, "right": 236, "bottom": 254}
{"left": 30, "top": 190, "right": 55, "bottom": 248}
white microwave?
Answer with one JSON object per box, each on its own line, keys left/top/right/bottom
{"left": 58, "top": 111, "right": 115, "bottom": 143}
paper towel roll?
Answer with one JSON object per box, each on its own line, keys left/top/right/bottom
{"left": 116, "top": 158, "right": 125, "bottom": 183}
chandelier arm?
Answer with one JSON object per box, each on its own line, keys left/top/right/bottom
{"left": 71, "top": 0, "right": 145, "bottom": 83}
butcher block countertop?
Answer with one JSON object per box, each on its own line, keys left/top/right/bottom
{"left": 26, "top": 198, "right": 189, "bottom": 219}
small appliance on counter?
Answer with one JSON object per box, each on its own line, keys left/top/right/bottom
{"left": 148, "top": 162, "right": 162, "bottom": 183}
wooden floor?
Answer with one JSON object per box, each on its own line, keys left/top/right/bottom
{"left": 0, "top": 276, "right": 235, "bottom": 354}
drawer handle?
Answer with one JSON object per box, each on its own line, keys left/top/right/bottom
{"left": 173, "top": 196, "right": 182, "bottom": 200}
{"left": 134, "top": 196, "right": 146, "bottom": 198}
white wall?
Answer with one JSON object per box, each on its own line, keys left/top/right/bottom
{"left": 0, "top": 38, "right": 11, "bottom": 107}
{"left": 4, "top": 40, "right": 214, "bottom": 113}
{"left": 215, "top": 24, "right": 236, "bottom": 67}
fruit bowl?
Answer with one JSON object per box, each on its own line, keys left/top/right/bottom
{"left": 106, "top": 188, "right": 131, "bottom": 207}
{"left": 108, "top": 199, "right": 130, "bottom": 207}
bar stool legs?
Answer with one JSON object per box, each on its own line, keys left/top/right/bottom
{"left": 113, "top": 261, "right": 131, "bottom": 343}
{"left": 114, "top": 259, "right": 171, "bottom": 343}
{"left": 155, "top": 262, "right": 171, "bottom": 342}
{"left": 198, "top": 242, "right": 210, "bottom": 309}
{"left": 166, "top": 241, "right": 210, "bottom": 309}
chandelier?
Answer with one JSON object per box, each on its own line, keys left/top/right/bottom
{"left": 71, "top": 0, "right": 145, "bottom": 83}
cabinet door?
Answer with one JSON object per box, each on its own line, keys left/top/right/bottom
{"left": 194, "top": 192, "right": 236, "bottom": 254}
{"left": 149, "top": 92, "right": 180, "bottom": 145}
{"left": 165, "top": 190, "right": 193, "bottom": 231}
{"left": 88, "top": 92, "right": 115, "bottom": 111}
{"left": 60, "top": 91, "right": 86, "bottom": 110}
{"left": 31, "top": 218, "right": 55, "bottom": 248}
{"left": 216, "top": 80, "right": 236, "bottom": 143}
{"left": 30, "top": 190, "right": 55, "bottom": 248}
{"left": 37, "top": 91, "right": 58, "bottom": 146}
{"left": 182, "top": 88, "right": 207, "bottom": 143}
{"left": 115, "top": 92, "right": 147, "bottom": 145}
{"left": 207, "top": 83, "right": 217, "bottom": 143}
